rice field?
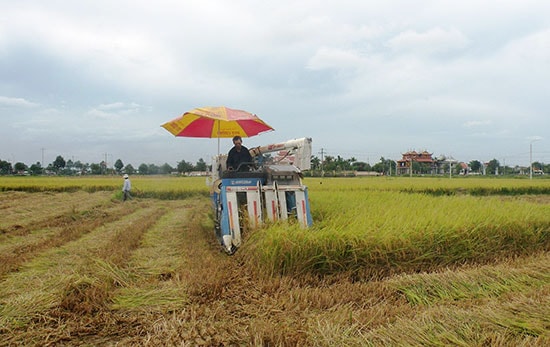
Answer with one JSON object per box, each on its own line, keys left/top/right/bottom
{"left": 0, "top": 175, "right": 548, "bottom": 345}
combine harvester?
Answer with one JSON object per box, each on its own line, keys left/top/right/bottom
{"left": 210, "top": 137, "right": 313, "bottom": 254}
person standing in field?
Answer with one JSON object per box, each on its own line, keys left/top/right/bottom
{"left": 122, "top": 174, "right": 131, "bottom": 201}
{"left": 226, "top": 136, "right": 253, "bottom": 171}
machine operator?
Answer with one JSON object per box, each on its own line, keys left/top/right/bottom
{"left": 226, "top": 136, "right": 253, "bottom": 171}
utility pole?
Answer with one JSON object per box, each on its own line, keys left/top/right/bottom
{"left": 41, "top": 147, "right": 45, "bottom": 168}
{"left": 319, "top": 148, "right": 325, "bottom": 177}
{"left": 530, "top": 142, "right": 533, "bottom": 179}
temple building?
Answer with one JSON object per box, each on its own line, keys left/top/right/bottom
{"left": 396, "top": 150, "right": 439, "bottom": 175}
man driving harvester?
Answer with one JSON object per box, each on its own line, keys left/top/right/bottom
{"left": 226, "top": 136, "right": 253, "bottom": 171}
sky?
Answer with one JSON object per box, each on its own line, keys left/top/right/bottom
{"left": 1, "top": 0, "right": 549, "bottom": 169}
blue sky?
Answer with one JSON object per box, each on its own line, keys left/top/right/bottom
{"left": 1, "top": 0, "right": 549, "bottom": 168}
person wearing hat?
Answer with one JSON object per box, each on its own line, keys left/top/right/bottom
{"left": 122, "top": 174, "right": 132, "bottom": 201}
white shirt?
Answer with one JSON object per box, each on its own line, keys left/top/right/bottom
{"left": 123, "top": 179, "right": 131, "bottom": 192}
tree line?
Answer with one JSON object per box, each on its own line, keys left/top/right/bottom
{"left": 307, "top": 155, "right": 548, "bottom": 176}
{"left": 0, "top": 156, "right": 208, "bottom": 176}
{"left": 0, "top": 154, "right": 547, "bottom": 176}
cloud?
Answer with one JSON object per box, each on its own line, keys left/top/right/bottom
{"left": 306, "top": 47, "right": 363, "bottom": 70}
{"left": 387, "top": 27, "right": 470, "bottom": 56}
{"left": 497, "top": 28, "right": 550, "bottom": 77}
{"left": 464, "top": 120, "right": 492, "bottom": 127}
{"left": 0, "top": 96, "right": 39, "bottom": 108}
{"left": 97, "top": 102, "right": 129, "bottom": 111}
{"left": 88, "top": 102, "right": 145, "bottom": 119}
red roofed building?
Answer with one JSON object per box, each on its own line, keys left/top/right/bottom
{"left": 397, "top": 150, "right": 439, "bottom": 175}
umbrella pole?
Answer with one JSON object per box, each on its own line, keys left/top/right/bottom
{"left": 217, "top": 121, "right": 220, "bottom": 155}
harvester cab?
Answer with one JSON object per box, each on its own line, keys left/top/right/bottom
{"left": 210, "top": 137, "right": 313, "bottom": 254}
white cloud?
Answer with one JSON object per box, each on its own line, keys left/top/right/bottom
{"left": 387, "top": 27, "right": 470, "bottom": 56}
{"left": 88, "top": 102, "right": 145, "bottom": 119}
{"left": 498, "top": 29, "right": 550, "bottom": 72}
{"left": 97, "top": 102, "right": 128, "bottom": 111}
{"left": 306, "top": 47, "right": 363, "bottom": 70}
{"left": 0, "top": 96, "right": 39, "bottom": 108}
{"left": 464, "top": 120, "right": 492, "bottom": 127}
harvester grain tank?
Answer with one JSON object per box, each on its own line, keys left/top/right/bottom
{"left": 210, "top": 137, "right": 313, "bottom": 254}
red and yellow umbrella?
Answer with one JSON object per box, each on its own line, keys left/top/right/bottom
{"left": 161, "top": 106, "right": 274, "bottom": 138}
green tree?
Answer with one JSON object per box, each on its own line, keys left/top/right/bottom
{"left": 14, "top": 162, "right": 27, "bottom": 173}
{"left": 177, "top": 160, "right": 193, "bottom": 173}
{"left": 372, "top": 161, "right": 384, "bottom": 173}
{"left": 74, "top": 161, "right": 85, "bottom": 175}
{"left": 323, "top": 155, "right": 335, "bottom": 171}
{"left": 486, "top": 159, "right": 500, "bottom": 175}
{"left": 61, "top": 159, "right": 75, "bottom": 175}
{"left": 351, "top": 161, "right": 371, "bottom": 171}
{"left": 0, "top": 159, "right": 13, "bottom": 175}
{"left": 53, "top": 156, "right": 66, "bottom": 173}
{"left": 148, "top": 164, "right": 160, "bottom": 175}
{"left": 29, "top": 162, "right": 43, "bottom": 175}
{"left": 124, "top": 164, "right": 135, "bottom": 175}
{"left": 114, "top": 159, "right": 124, "bottom": 173}
{"left": 310, "top": 156, "right": 321, "bottom": 171}
{"left": 160, "top": 163, "right": 173, "bottom": 174}
{"left": 138, "top": 163, "right": 149, "bottom": 175}
{"left": 469, "top": 160, "right": 482, "bottom": 173}
{"left": 90, "top": 163, "right": 102, "bottom": 175}
{"left": 195, "top": 158, "right": 207, "bottom": 171}
{"left": 335, "top": 155, "right": 352, "bottom": 171}
{"left": 373, "top": 157, "right": 394, "bottom": 174}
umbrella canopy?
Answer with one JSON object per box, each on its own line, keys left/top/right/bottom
{"left": 161, "top": 106, "right": 274, "bottom": 138}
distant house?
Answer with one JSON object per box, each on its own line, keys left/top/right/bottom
{"left": 458, "top": 162, "right": 469, "bottom": 175}
{"left": 397, "top": 150, "right": 439, "bottom": 175}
